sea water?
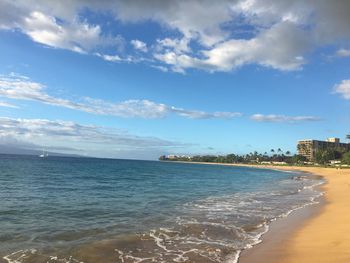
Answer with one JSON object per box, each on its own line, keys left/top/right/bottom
{"left": 0, "top": 155, "right": 323, "bottom": 263}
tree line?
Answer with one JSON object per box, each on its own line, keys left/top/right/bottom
{"left": 159, "top": 149, "right": 308, "bottom": 164}
{"left": 315, "top": 148, "right": 350, "bottom": 164}
{"left": 161, "top": 134, "right": 350, "bottom": 165}
{"left": 160, "top": 148, "right": 350, "bottom": 165}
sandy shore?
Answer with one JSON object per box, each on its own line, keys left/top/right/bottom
{"left": 266, "top": 166, "right": 350, "bottom": 263}
{"left": 170, "top": 162, "right": 350, "bottom": 262}
{"left": 213, "top": 164, "right": 350, "bottom": 263}
{"left": 232, "top": 165, "right": 350, "bottom": 263}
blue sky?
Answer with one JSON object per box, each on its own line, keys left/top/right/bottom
{"left": 0, "top": 0, "right": 349, "bottom": 159}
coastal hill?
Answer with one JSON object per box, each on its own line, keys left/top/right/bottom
{"left": 0, "top": 144, "right": 82, "bottom": 158}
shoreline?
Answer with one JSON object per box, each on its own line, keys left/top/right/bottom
{"left": 167, "top": 161, "right": 350, "bottom": 263}
{"left": 238, "top": 168, "right": 326, "bottom": 263}
{"left": 224, "top": 164, "right": 350, "bottom": 263}
{"left": 271, "top": 166, "right": 350, "bottom": 263}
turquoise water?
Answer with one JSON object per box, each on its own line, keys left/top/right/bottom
{"left": 0, "top": 155, "right": 323, "bottom": 263}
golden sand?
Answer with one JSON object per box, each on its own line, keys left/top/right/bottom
{"left": 273, "top": 167, "right": 350, "bottom": 263}
{"left": 236, "top": 165, "right": 350, "bottom": 263}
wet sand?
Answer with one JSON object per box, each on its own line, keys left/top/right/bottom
{"left": 239, "top": 194, "right": 324, "bottom": 263}
{"left": 172, "top": 162, "right": 350, "bottom": 263}
{"left": 236, "top": 166, "right": 350, "bottom": 263}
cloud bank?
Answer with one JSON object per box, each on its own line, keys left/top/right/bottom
{"left": 0, "top": 117, "right": 185, "bottom": 158}
{"left": 1, "top": 0, "right": 350, "bottom": 72}
{"left": 0, "top": 73, "right": 322, "bottom": 123}
{"left": 0, "top": 74, "right": 241, "bottom": 119}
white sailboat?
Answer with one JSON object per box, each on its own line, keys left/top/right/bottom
{"left": 39, "top": 149, "right": 48, "bottom": 158}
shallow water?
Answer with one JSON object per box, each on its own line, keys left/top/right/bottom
{"left": 0, "top": 155, "right": 323, "bottom": 263}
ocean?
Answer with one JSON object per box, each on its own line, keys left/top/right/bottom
{"left": 0, "top": 154, "right": 323, "bottom": 263}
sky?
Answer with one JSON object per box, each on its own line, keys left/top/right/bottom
{"left": 0, "top": 0, "right": 349, "bottom": 160}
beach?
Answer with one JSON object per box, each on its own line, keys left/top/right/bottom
{"left": 2, "top": 1, "right": 350, "bottom": 262}
{"left": 237, "top": 165, "right": 350, "bottom": 263}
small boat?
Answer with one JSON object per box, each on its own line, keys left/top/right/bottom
{"left": 39, "top": 149, "right": 48, "bottom": 158}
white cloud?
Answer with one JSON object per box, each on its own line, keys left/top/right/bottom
{"left": 1, "top": 1, "right": 350, "bottom": 72}
{"left": 0, "top": 117, "right": 183, "bottom": 158}
{"left": 151, "top": 65, "right": 168, "bottom": 72}
{"left": 250, "top": 114, "right": 322, "bottom": 123}
{"left": 94, "top": 53, "right": 139, "bottom": 63}
{"left": 141, "top": 0, "right": 350, "bottom": 72}
{"left": 0, "top": 74, "right": 241, "bottom": 120}
{"left": 156, "top": 38, "right": 191, "bottom": 54}
{"left": 0, "top": 73, "right": 94, "bottom": 112}
{"left": 0, "top": 101, "right": 18, "bottom": 108}
{"left": 95, "top": 53, "right": 122, "bottom": 62}
{"left": 113, "top": 0, "right": 233, "bottom": 47}
{"left": 155, "top": 22, "right": 310, "bottom": 72}
{"left": 333, "top": 79, "right": 350, "bottom": 100}
{"left": 204, "top": 22, "right": 310, "bottom": 71}
{"left": 0, "top": 2, "right": 123, "bottom": 54}
{"left": 131, "top": 39, "right": 147, "bottom": 52}
{"left": 336, "top": 49, "right": 350, "bottom": 57}
{"left": 170, "top": 107, "right": 241, "bottom": 119}
{"left": 84, "top": 98, "right": 169, "bottom": 118}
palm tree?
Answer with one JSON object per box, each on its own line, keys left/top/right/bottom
{"left": 285, "top": 150, "right": 291, "bottom": 156}
{"left": 270, "top": 149, "right": 275, "bottom": 153}
{"left": 297, "top": 143, "right": 306, "bottom": 153}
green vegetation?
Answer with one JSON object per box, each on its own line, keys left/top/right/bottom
{"left": 161, "top": 133, "right": 350, "bottom": 166}
{"left": 314, "top": 148, "right": 348, "bottom": 164}
{"left": 160, "top": 146, "right": 350, "bottom": 167}
{"left": 342, "top": 152, "right": 350, "bottom": 165}
{"left": 159, "top": 150, "right": 309, "bottom": 165}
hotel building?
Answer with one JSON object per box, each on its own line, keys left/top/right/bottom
{"left": 297, "top": 137, "right": 350, "bottom": 161}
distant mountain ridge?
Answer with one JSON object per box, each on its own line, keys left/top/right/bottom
{"left": 0, "top": 144, "right": 82, "bottom": 157}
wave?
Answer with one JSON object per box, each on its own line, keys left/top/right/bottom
{"left": 3, "top": 174, "right": 324, "bottom": 263}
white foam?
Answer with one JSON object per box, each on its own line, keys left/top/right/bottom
{"left": 224, "top": 250, "right": 240, "bottom": 263}
{"left": 3, "top": 249, "right": 37, "bottom": 263}
{"left": 3, "top": 250, "right": 85, "bottom": 263}
{"left": 232, "top": 178, "right": 325, "bottom": 263}
{"left": 4, "top": 171, "right": 325, "bottom": 263}
{"left": 149, "top": 229, "right": 172, "bottom": 252}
